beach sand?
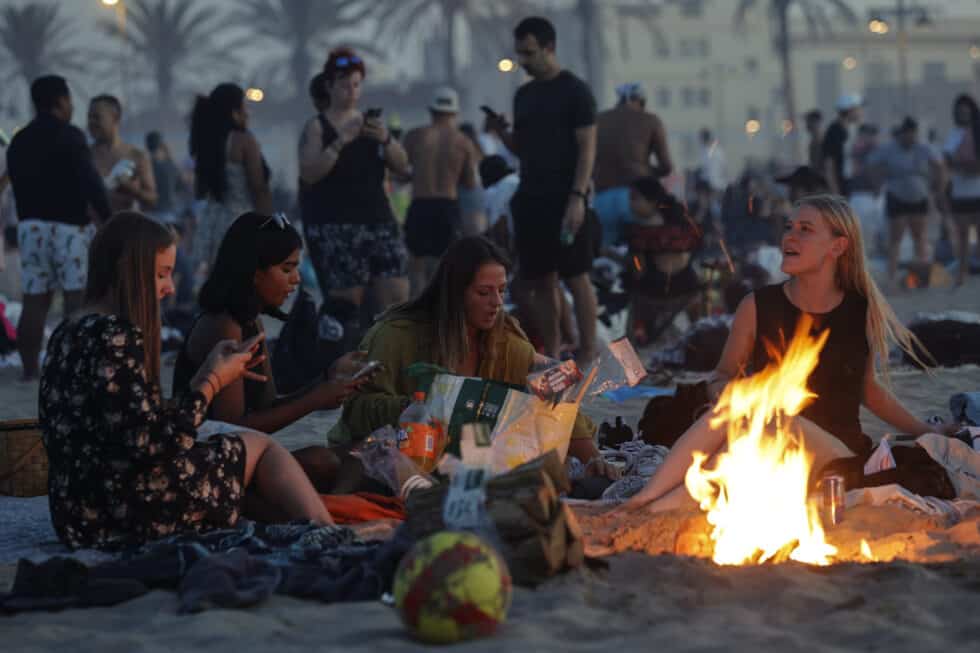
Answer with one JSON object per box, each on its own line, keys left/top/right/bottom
{"left": 2, "top": 281, "right": 980, "bottom": 650}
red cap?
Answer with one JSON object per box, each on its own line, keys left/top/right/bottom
{"left": 413, "top": 391, "right": 426, "bottom": 402}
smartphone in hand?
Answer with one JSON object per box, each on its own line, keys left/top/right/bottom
{"left": 351, "top": 360, "right": 384, "bottom": 381}
{"left": 365, "top": 107, "right": 383, "bottom": 120}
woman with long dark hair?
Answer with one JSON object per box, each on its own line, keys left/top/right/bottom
{"left": 298, "top": 47, "right": 411, "bottom": 353}
{"left": 190, "top": 83, "right": 272, "bottom": 268}
{"left": 172, "top": 212, "right": 368, "bottom": 490}
{"left": 39, "top": 212, "right": 331, "bottom": 550}
{"left": 327, "top": 236, "right": 610, "bottom": 477}
{"left": 944, "top": 94, "right": 980, "bottom": 286}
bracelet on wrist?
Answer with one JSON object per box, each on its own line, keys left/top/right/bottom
{"left": 206, "top": 372, "right": 221, "bottom": 398}
{"left": 569, "top": 189, "right": 587, "bottom": 202}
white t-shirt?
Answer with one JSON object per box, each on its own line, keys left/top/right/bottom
{"left": 943, "top": 127, "right": 980, "bottom": 199}
{"left": 477, "top": 133, "right": 519, "bottom": 171}
{"left": 483, "top": 173, "right": 519, "bottom": 230}
{"left": 698, "top": 143, "right": 727, "bottom": 192}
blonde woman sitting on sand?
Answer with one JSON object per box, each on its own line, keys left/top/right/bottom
{"left": 39, "top": 213, "right": 331, "bottom": 550}
{"left": 620, "top": 194, "right": 960, "bottom": 514}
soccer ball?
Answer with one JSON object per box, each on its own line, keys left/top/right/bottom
{"left": 393, "top": 531, "right": 512, "bottom": 644}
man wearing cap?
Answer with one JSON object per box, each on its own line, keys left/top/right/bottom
{"left": 592, "top": 82, "right": 673, "bottom": 249}
{"left": 866, "top": 116, "right": 947, "bottom": 285}
{"left": 822, "top": 93, "right": 863, "bottom": 195}
{"left": 401, "top": 87, "right": 480, "bottom": 295}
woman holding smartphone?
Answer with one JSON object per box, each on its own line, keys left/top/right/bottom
{"left": 298, "top": 47, "right": 412, "bottom": 354}
{"left": 172, "top": 211, "right": 373, "bottom": 490}
{"left": 39, "top": 213, "right": 332, "bottom": 550}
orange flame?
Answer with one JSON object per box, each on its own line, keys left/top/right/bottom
{"left": 684, "top": 315, "right": 838, "bottom": 565}
{"left": 860, "top": 539, "right": 876, "bottom": 562}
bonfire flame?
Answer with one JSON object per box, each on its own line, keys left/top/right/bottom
{"left": 684, "top": 315, "right": 839, "bottom": 566}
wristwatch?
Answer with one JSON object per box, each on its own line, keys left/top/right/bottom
{"left": 569, "top": 189, "right": 587, "bottom": 202}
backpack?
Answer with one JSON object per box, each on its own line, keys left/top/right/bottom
{"left": 638, "top": 381, "right": 712, "bottom": 448}
{"left": 272, "top": 288, "right": 321, "bottom": 394}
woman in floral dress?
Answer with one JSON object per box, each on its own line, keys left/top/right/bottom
{"left": 39, "top": 212, "right": 331, "bottom": 550}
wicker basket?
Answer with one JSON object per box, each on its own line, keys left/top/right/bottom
{"left": 0, "top": 419, "right": 48, "bottom": 497}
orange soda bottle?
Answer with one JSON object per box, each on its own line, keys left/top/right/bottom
{"left": 397, "top": 391, "right": 445, "bottom": 472}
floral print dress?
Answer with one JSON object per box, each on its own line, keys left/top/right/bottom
{"left": 39, "top": 314, "right": 247, "bottom": 550}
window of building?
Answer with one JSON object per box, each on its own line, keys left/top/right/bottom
{"left": 679, "top": 0, "right": 704, "bottom": 18}
{"left": 745, "top": 57, "right": 759, "bottom": 76}
{"left": 657, "top": 87, "right": 671, "bottom": 108}
{"left": 923, "top": 61, "right": 947, "bottom": 82}
{"left": 747, "top": 106, "right": 760, "bottom": 121}
{"left": 698, "top": 88, "right": 711, "bottom": 107}
{"left": 699, "top": 38, "right": 710, "bottom": 57}
{"left": 815, "top": 61, "right": 841, "bottom": 115}
{"left": 682, "top": 87, "right": 697, "bottom": 107}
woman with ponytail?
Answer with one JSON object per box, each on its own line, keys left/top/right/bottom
{"left": 618, "top": 194, "right": 959, "bottom": 514}
{"left": 189, "top": 83, "right": 272, "bottom": 268}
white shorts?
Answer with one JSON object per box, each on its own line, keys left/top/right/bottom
{"left": 17, "top": 220, "right": 96, "bottom": 295}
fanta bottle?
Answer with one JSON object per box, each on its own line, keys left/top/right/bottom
{"left": 398, "top": 391, "right": 445, "bottom": 472}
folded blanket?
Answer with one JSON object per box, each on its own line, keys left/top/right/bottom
{"left": 1, "top": 519, "right": 416, "bottom": 615}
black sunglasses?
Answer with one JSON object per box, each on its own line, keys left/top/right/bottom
{"left": 335, "top": 56, "right": 362, "bottom": 68}
{"left": 259, "top": 213, "right": 290, "bottom": 230}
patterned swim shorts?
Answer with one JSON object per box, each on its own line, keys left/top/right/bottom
{"left": 303, "top": 221, "right": 408, "bottom": 293}
{"left": 18, "top": 219, "right": 96, "bottom": 294}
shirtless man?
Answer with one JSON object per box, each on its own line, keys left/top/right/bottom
{"left": 402, "top": 87, "right": 479, "bottom": 295}
{"left": 88, "top": 95, "right": 157, "bottom": 214}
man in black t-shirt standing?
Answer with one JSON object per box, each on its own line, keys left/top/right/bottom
{"left": 822, "top": 93, "right": 863, "bottom": 195}
{"left": 488, "top": 16, "right": 599, "bottom": 364}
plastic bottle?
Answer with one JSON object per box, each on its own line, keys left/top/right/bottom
{"left": 397, "top": 391, "right": 444, "bottom": 472}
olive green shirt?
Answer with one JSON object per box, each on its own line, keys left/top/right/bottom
{"left": 327, "top": 312, "right": 596, "bottom": 445}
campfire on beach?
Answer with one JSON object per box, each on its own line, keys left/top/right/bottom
{"left": 682, "top": 315, "right": 839, "bottom": 566}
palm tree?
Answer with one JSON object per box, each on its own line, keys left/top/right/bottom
{"left": 362, "top": 0, "right": 529, "bottom": 89}
{"left": 99, "top": 0, "right": 240, "bottom": 128}
{"left": 734, "top": 0, "right": 858, "bottom": 158}
{"left": 0, "top": 3, "right": 85, "bottom": 118}
{"left": 228, "top": 0, "right": 376, "bottom": 106}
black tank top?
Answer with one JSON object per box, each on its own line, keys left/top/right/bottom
{"left": 172, "top": 315, "right": 267, "bottom": 415}
{"left": 751, "top": 283, "right": 871, "bottom": 458}
{"left": 301, "top": 114, "right": 394, "bottom": 226}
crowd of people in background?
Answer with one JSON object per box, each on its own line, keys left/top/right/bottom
{"left": 2, "top": 15, "right": 980, "bottom": 386}
{"left": 0, "top": 12, "right": 974, "bottom": 550}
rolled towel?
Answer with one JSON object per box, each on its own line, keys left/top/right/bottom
{"left": 950, "top": 392, "right": 980, "bottom": 426}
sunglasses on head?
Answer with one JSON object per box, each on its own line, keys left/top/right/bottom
{"left": 259, "top": 212, "right": 290, "bottom": 230}
{"left": 334, "top": 56, "right": 362, "bottom": 68}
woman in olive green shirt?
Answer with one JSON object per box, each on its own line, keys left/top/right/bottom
{"left": 328, "top": 236, "right": 611, "bottom": 475}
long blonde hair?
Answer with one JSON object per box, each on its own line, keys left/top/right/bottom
{"left": 795, "top": 194, "right": 932, "bottom": 381}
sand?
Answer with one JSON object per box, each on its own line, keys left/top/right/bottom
{"left": 2, "top": 281, "right": 980, "bottom": 650}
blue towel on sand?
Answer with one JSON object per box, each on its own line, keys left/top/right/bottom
{"left": 602, "top": 386, "right": 675, "bottom": 403}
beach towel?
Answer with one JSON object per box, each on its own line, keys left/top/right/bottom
{"left": 846, "top": 484, "right": 980, "bottom": 525}
{"left": 0, "top": 519, "right": 416, "bottom": 615}
{"left": 320, "top": 493, "right": 405, "bottom": 524}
